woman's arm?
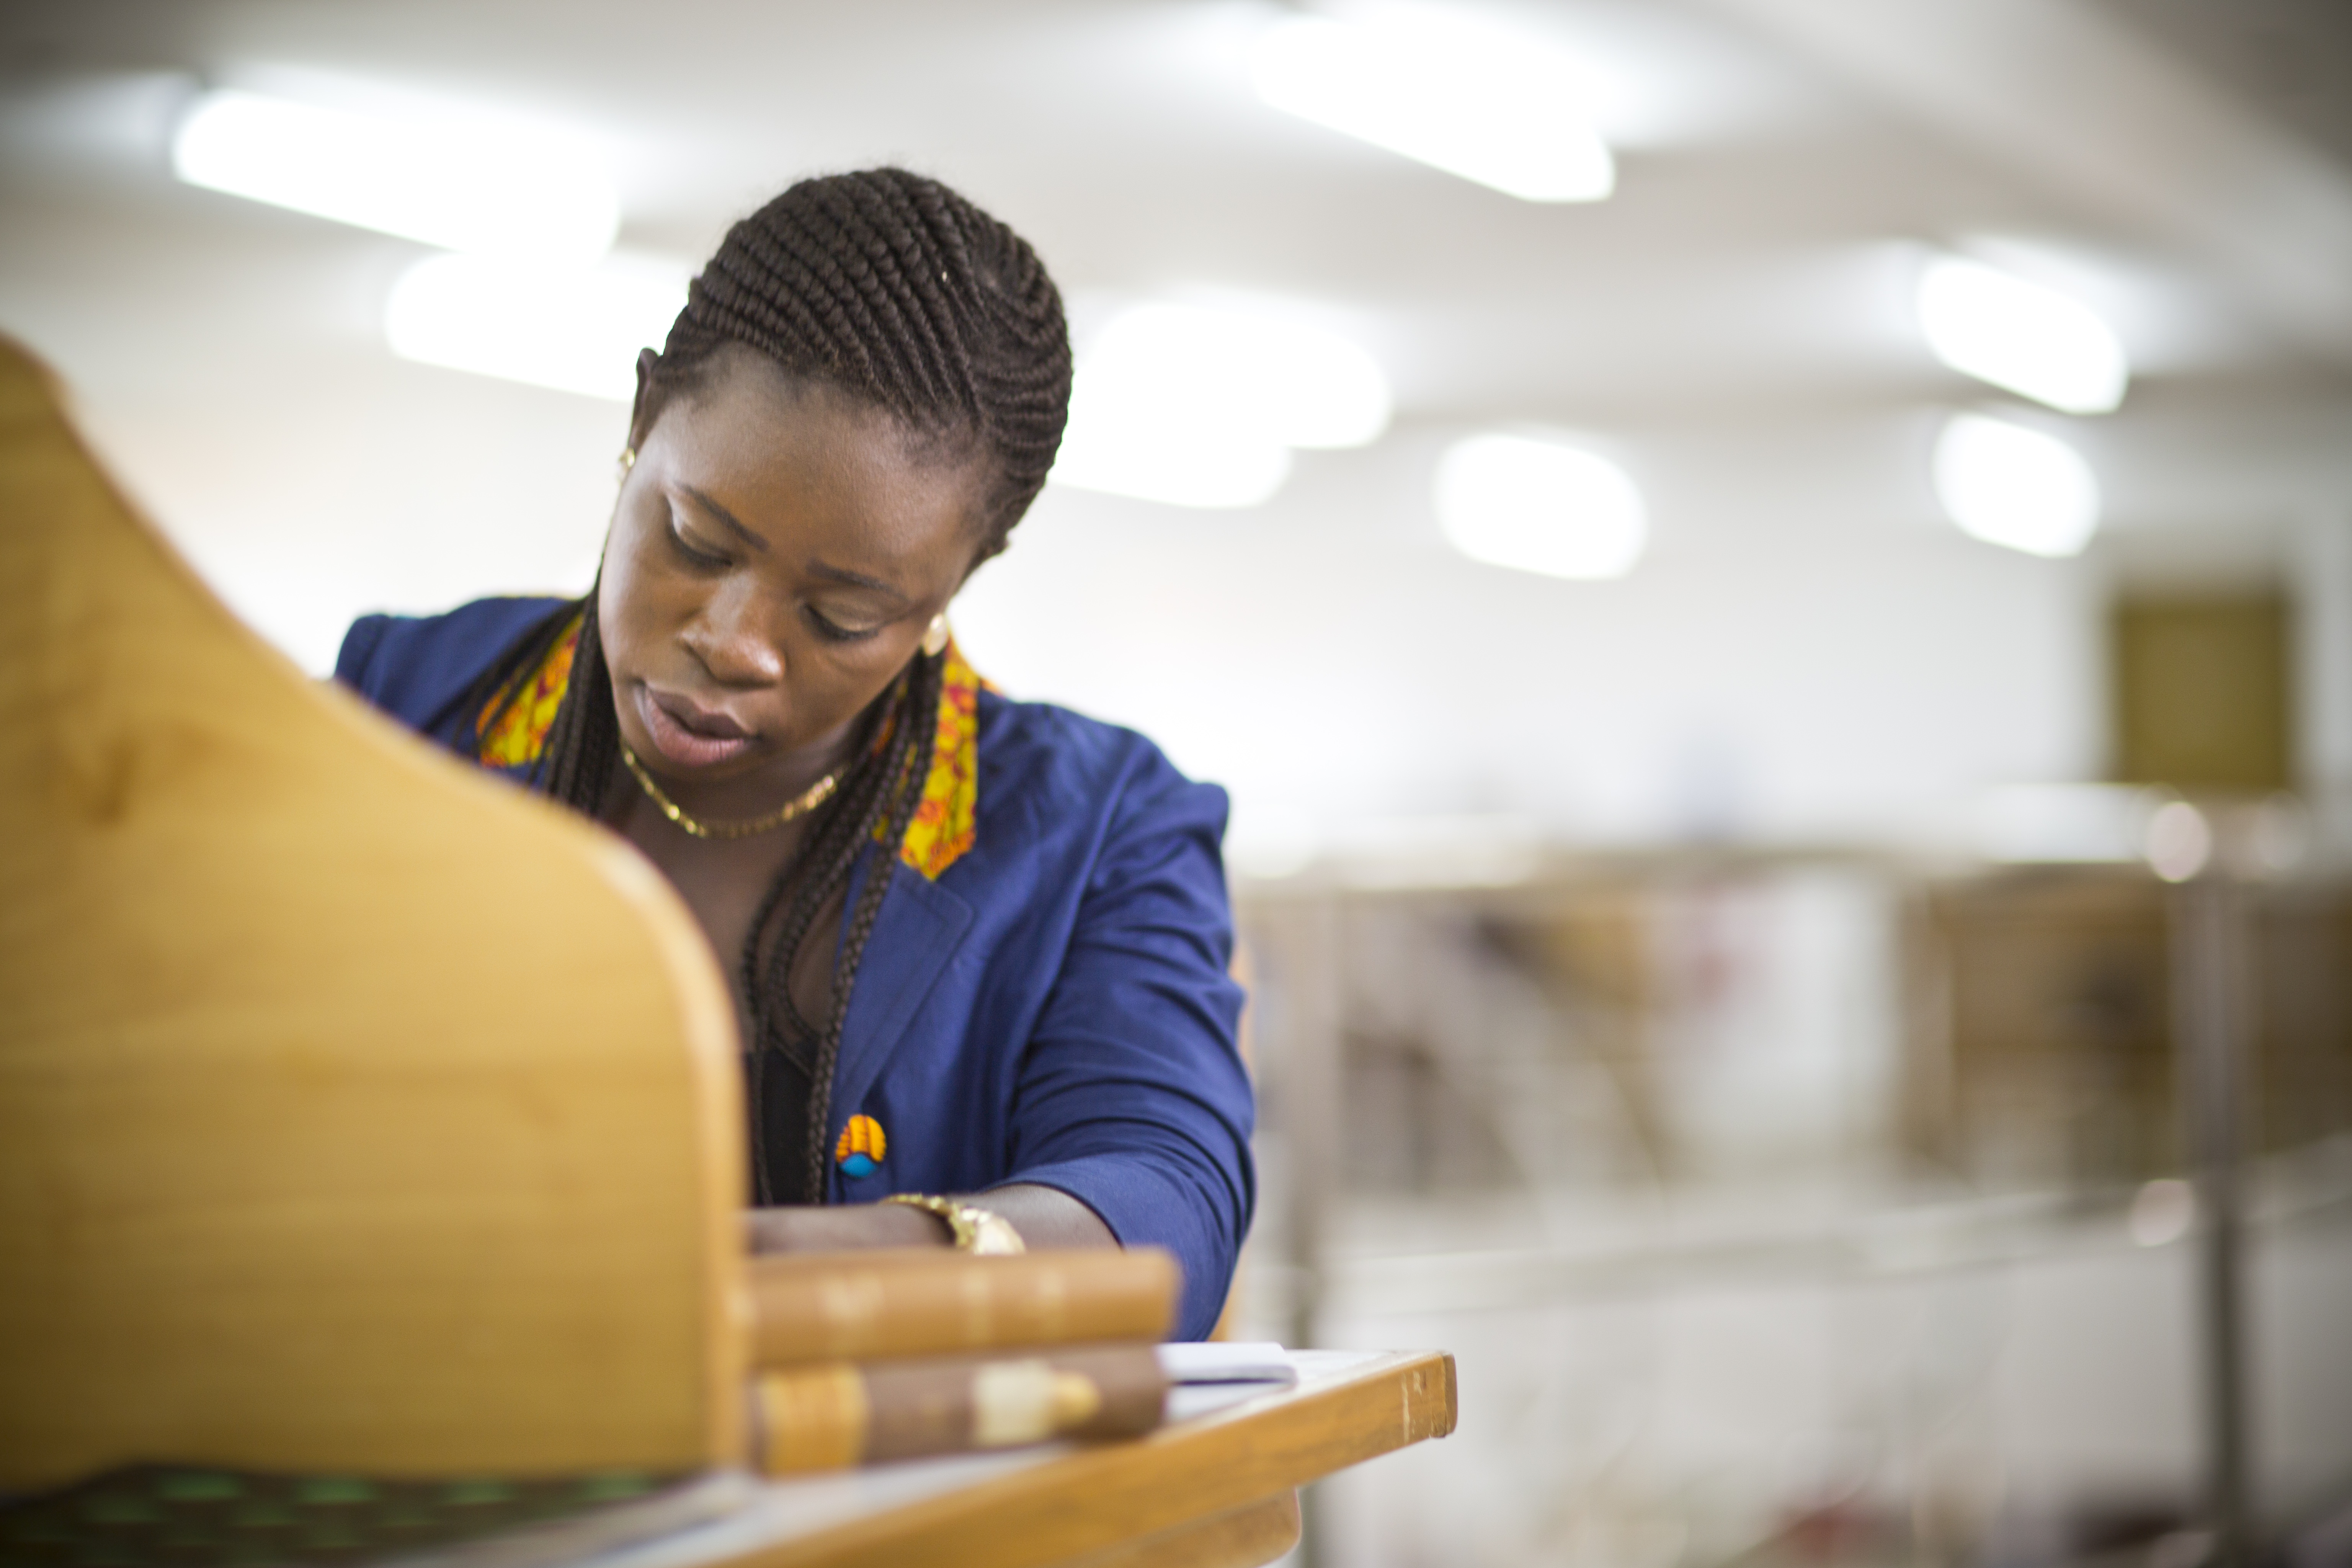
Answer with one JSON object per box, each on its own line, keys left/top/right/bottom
{"left": 744, "top": 1183, "right": 1115, "bottom": 1253}
{"left": 980, "top": 757, "right": 1256, "bottom": 1338}
{"left": 746, "top": 742, "right": 1251, "bottom": 1328}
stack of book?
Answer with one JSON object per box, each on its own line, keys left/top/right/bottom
{"left": 744, "top": 1247, "right": 1182, "bottom": 1476}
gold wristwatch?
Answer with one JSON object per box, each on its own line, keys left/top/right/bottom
{"left": 881, "top": 1193, "right": 1026, "bottom": 1254}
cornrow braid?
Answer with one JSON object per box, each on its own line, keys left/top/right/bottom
{"left": 469, "top": 169, "right": 1068, "bottom": 1207}
{"left": 535, "top": 601, "right": 620, "bottom": 813}
{"left": 648, "top": 168, "right": 1071, "bottom": 556}
{"left": 741, "top": 658, "right": 929, "bottom": 1202}
{"left": 800, "top": 653, "right": 942, "bottom": 1202}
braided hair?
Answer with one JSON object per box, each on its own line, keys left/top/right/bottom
{"left": 461, "top": 169, "right": 1071, "bottom": 1202}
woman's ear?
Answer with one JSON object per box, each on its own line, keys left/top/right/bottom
{"left": 626, "top": 348, "right": 661, "bottom": 451}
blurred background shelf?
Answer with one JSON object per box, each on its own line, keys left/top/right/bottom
{"left": 1232, "top": 854, "right": 2351, "bottom": 1568}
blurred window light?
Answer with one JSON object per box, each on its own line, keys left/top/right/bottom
{"left": 1976, "top": 783, "right": 2149, "bottom": 863}
{"left": 2248, "top": 794, "right": 2314, "bottom": 877}
{"left": 173, "top": 89, "right": 619, "bottom": 263}
{"left": 1251, "top": 15, "right": 1614, "bottom": 203}
{"left": 2144, "top": 799, "right": 2213, "bottom": 883}
{"left": 384, "top": 253, "right": 686, "bottom": 401}
{"left": 1931, "top": 413, "right": 2100, "bottom": 558}
{"left": 1916, "top": 256, "right": 2128, "bottom": 414}
{"left": 1435, "top": 434, "right": 1646, "bottom": 580}
{"left": 2128, "top": 1178, "right": 2195, "bottom": 1248}
{"left": 1049, "top": 303, "right": 1386, "bottom": 509}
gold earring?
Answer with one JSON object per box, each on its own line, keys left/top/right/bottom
{"left": 617, "top": 447, "right": 637, "bottom": 482}
{"left": 921, "top": 614, "right": 950, "bottom": 657}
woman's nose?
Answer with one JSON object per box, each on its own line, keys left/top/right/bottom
{"left": 686, "top": 580, "right": 786, "bottom": 687}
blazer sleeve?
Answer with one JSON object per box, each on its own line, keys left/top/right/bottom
{"left": 994, "top": 750, "right": 1256, "bottom": 1341}
{"left": 333, "top": 614, "right": 395, "bottom": 694}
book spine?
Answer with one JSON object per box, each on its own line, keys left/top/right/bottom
{"left": 746, "top": 1248, "right": 1177, "bottom": 1367}
{"left": 753, "top": 1345, "right": 1168, "bottom": 1474}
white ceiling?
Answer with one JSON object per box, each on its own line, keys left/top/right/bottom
{"left": 8, "top": 1, "right": 2347, "bottom": 450}
{"left": 3, "top": 0, "right": 2349, "bottom": 848}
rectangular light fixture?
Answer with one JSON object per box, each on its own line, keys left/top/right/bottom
{"left": 1049, "top": 403, "right": 1294, "bottom": 510}
{"left": 1435, "top": 433, "right": 1646, "bottom": 579}
{"left": 1048, "top": 302, "right": 1389, "bottom": 508}
{"left": 1916, "top": 256, "right": 2128, "bottom": 414}
{"left": 1252, "top": 15, "right": 1614, "bottom": 203}
{"left": 173, "top": 89, "right": 619, "bottom": 263}
{"left": 384, "top": 253, "right": 686, "bottom": 400}
{"left": 1932, "top": 413, "right": 2100, "bottom": 558}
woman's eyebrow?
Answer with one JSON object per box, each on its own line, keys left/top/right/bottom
{"left": 679, "top": 485, "right": 768, "bottom": 553}
{"left": 807, "top": 560, "right": 909, "bottom": 603}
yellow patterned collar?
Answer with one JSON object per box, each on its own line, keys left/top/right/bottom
{"left": 476, "top": 613, "right": 982, "bottom": 881}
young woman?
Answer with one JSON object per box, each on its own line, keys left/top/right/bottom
{"left": 335, "top": 169, "right": 1251, "bottom": 1338}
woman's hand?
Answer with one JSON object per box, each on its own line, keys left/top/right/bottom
{"left": 744, "top": 1201, "right": 945, "bottom": 1253}
{"left": 744, "top": 1183, "right": 1116, "bottom": 1254}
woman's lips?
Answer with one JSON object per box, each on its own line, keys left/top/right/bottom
{"left": 637, "top": 686, "right": 758, "bottom": 769}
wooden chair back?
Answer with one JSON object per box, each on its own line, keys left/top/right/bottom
{"left": 0, "top": 339, "right": 746, "bottom": 1487}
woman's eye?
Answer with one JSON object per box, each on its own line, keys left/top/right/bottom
{"left": 666, "top": 522, "right": 728, "bottom": 569}
{"left": 805, "top": 606, "right": 880, "bottom": 644}
{"left": 663, "top": 505, "right": 724, "bottom": 566}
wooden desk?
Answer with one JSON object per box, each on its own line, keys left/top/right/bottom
{"left": 595, "top": 1350, "right": 1455, "bottom": 1568}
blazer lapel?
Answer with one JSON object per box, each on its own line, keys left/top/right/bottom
{"left": 828, "top": 860, "right": 975, "bottom": 1166}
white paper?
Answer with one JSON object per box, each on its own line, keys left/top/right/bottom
{"left": 1155, "top": 1342, "right": 1297, "bottom": 1385}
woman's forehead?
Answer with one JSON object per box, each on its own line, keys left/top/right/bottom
{"left": 653, "top": 358, "right": 988, "bottom": 580}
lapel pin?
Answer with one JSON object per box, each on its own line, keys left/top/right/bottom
{"left": 835, "top": 1114, "right": 886, "bottom": 1178}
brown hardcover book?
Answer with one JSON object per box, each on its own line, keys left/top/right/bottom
{"left": 752, "top": 1344, "right": 1169, "bottom": 1474}
{"left": 745, "top": 1247, "right": 1178, "bottom": 1367}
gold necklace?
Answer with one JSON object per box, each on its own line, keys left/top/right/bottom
{"left": 619, "top": 741, "right": 840, "bottom": 840}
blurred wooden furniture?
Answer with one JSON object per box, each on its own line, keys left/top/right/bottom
{"left": 1908, "top": 864, "right": 2352, "bottom": 1186}
{"left": 610, "top": 1350, "right": 1456, "bottom": 1568}
{"left": 1918, "top": 869, "right": 2176, "bottom": 1186}
{"left": 0, "top": 336, "right": 746, "bottom": 1486}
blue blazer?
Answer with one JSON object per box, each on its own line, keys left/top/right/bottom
{"left": 336, "top": 598, "right": 1255, "bottom": 1338}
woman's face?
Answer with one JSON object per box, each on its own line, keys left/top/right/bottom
{"left": 599, "top": 349, "right": 989, "bottom": 799}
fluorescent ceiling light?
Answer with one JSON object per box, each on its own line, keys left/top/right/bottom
{"left": 384, "top": 253, "right": 686, "bottom": 401}
{"left": 1252, "top": 15, "right": 1614, "bottom": 203}
{"left": 1082, "top": 303, "right": 1390, "bottom": 451}
{"left": 1050, "top": 405, "right": 1293, "bottom": 510}
{"left": 1916, "top": 256, "right": 2128, "bottom": 414}
{"left": 1434, "top": 434, "right": 1646, "bottom": 580}
{"left": 1048, "top": 303, "right": 1387, "bottom": 509}
{"left": 1931, "top": 413, "right": 2100, "bottom": 558}
{"left": 173, "top": 89, "right": 619, "bottom": 262}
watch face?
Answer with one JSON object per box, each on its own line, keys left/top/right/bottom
{"left": 969, "top": 1210, "right": 1026, "bottom": 1255}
